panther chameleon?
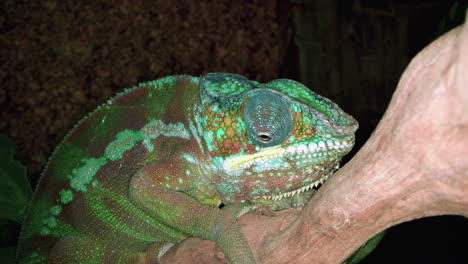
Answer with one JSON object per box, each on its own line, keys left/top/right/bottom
{"left": 16, "top": 73, "right": 358, "bottom": 264}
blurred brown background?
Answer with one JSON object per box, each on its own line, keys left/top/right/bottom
{"left": 1, "top": 0, "right": 466, "bottom": 263}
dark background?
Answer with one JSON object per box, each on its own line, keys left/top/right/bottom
{"left": 1, "top": 0, "right": 467, "bottom": 263}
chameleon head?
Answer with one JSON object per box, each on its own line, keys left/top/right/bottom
{"left": 198, "top": 73, "right": 358, "bottom": 203}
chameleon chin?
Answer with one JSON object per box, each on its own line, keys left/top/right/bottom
{"left": 16, "top": 73, "right": 357, "bottom": 264}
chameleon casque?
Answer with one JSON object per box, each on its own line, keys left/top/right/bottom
{"left": 16, "top": 73, "right": 358, "bottom": 264}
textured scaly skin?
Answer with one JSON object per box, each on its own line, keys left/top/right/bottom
{"left": 16, "top": 73, "right": 358, "bottom": 264}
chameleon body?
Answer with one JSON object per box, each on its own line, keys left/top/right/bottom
{"left": 16, "top": 73, "right": 358, "bottom": 264}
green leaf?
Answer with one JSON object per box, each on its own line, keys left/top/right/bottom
{"left": 0, "top": 133, "right": 32, "bottom": 224}
{"left": 344, "top": 230, "right": 386, "bottom": 264}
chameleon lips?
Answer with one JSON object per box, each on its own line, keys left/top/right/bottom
{"left": 222, "top": 136, "right": 355, "bottom": 173}
{"left": 223, "top": 146, "right": 286, "bottom": 170}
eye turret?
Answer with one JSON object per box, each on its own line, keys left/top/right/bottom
{"left": 244, "top": 91, "right": 292, "bottom": 147}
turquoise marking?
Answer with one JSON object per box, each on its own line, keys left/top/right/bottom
{"left": 162, "top": 122, "right": 190, "bottom": 139}
{"left": 141, "top": 120, "right": 164, "bottom": 138}
{"left": 216, "top": 127, "right": 225, "bottom": 140}
{"left": 288, "top": 135, "right": 296, "bottom": 143}
{"left": 203, "top": 74, "right": 252, "bottom": 96}
{"left": 143, "top": 139, "right": 154, "bottom": 152}
{"left": 105, "top": 130, "right": 138, "bottom": 161}
{"left": 214, "top": 179, "right": 244, "bottom": 202}
{"left": 250, "top": 180, "right": 267, "bottom": 196}
{"left": 227, "top": 156, "right": 292, "bottom": 175}
{"left": 68, "top": 157, "right": 107, "bottom": 192}
{"left": 204, "top": 129, "right": 216, "bottom": 151}
{"left": 101, "top": 120, "right": 191, "bottom": 157}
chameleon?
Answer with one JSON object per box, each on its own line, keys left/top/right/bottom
{"left": 16, "top": 73, "right": 358, "bottom": 264}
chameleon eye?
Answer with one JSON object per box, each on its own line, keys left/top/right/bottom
{"left": 244, "top": 91, "right": 292, "bottom": 147}
{"left": 258, "top": 133, "right": 272, "bottom": 143}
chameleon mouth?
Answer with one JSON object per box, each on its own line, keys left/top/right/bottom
{"left": 259, "top": 174, "right": 330, "bottom": 200}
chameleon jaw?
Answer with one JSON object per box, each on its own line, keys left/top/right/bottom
{"left": 259, "top": 174, "right": 330, "bottom": 201}
{"left": 219, "top": 137, "right": 354, "bottom": 203}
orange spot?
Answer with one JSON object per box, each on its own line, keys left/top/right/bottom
{"left": 224, "top": 116, "right": 232, "bottom": 126}
{"left": 233, "top": 141, "right": 241, "bottom": 150}
{"left": 226, "top": 127, "right": 235, "bottom": 138}
{"left": 223, "top": 139, "right": 233, "bottom": 149}
{"left": 232, "top": 148, "right": 240, "bottom": 155}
